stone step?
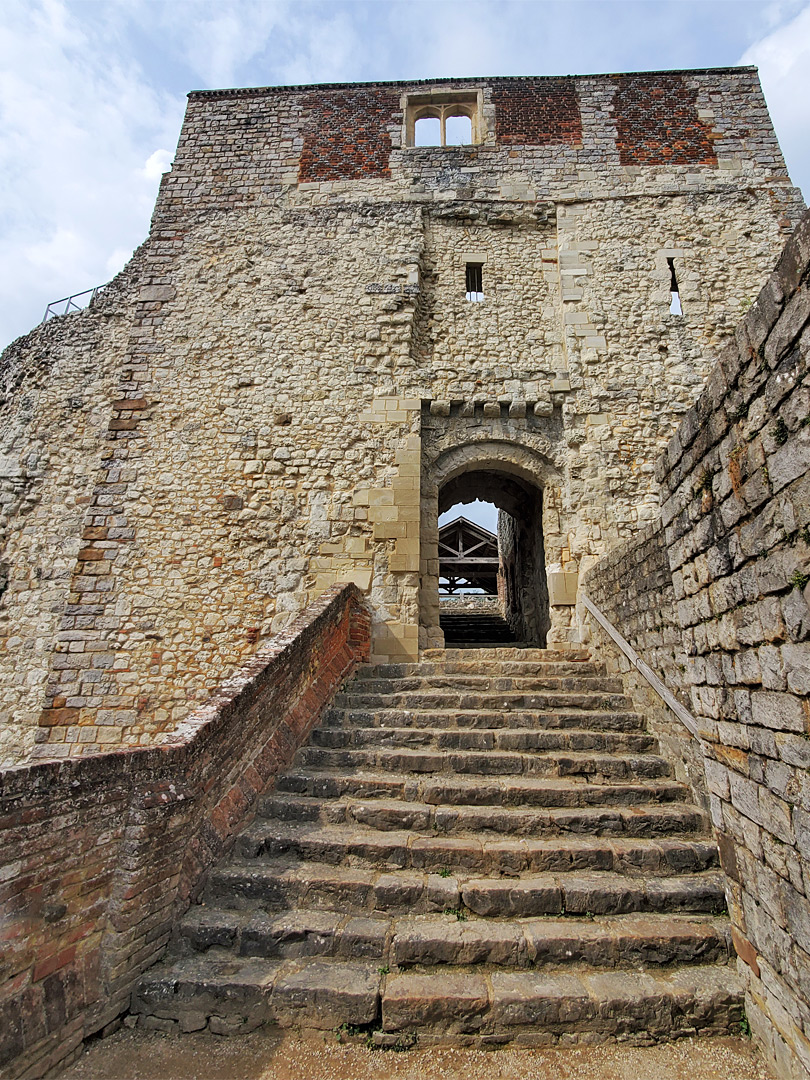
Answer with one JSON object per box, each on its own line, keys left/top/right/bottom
{"left": 204, "top": 859, "right": 727, "bottom": 918}
{"left": 352, "top": 675, "right": 625, "bottom": 694}
{"left": 177, "top": 906, "right": 731, "bottom": 970}
{"left": 260, "top": 792, "right": 705, "bottom": 838}
{"left": 387, "top": 912, "right": 732, "bottom": 969}
{"left": 271, "top": 771, "right": 690, "bottom": 808}
{"left": 380, "top": 963, "right": 743, "bottom": 1041}
{"left": 354, "top": 660, "right": 606, "bottom": 679}
{"left": 236, "top": 820, "right": 719, "bottom": 876}
{"left": 178, "top": 907, "right": 389, "bottom": 961}
{"left": 422, "top": 647, "right": 591, "bottom": 662}
{"left": 311, "top": 725, "right": 658, "bottom": 755}
{"left": 133, "top": 955, "right": 742, "bottom": 1041}
{"left": 293, "top": 745, "right": 673, "bottom": 781}
{"left": 333, "top": 690, "right": 633, "bottom": 712}
{"left": 323, "top": 707, "right": 647, "bottom": 733}
{"left": 133, "top": 956, "right": 378, "bottom": 1034}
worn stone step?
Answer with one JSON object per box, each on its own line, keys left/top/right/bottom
{"left": 133, "top": 955, "right": 380, "bottom": 1034}
{"left": 237, "top": 820, "right": 719, "bottom": 876}
{"left": 322, "top": 707, "right": 647, "bottom": 733}
{"left": 333, "top": 690, "right": 633, "bottom": 712}
{"left": 389, "top": 912, "right": 732, "bottom": 969}
{"left": 133, "top": 954, "right": 742, "bottom": 1042}
{"left": 178, "top": 907, "right": 729, "bottom": 970}
{"left": 204, "top": 860, "right": 726, "bottom": 918}
{"left": 351, "top": 675, "right": 624, "bottom": 695}
{"left": 260, "top": 791, "right": 705, "bottom": 838}
{"left": 271, "top": 772, "right": 690, "bottom": 809}
{"left": 354, "top": 660, "right": 607, "bottom": 680}
{"left": 381, "top": 963, "right": 743, "bottom": 1041}
{"left": 311, "top": 725, "right": 657, "bottom": 755}
{"left": 293, "top": 746, "right": 672, "bottom": 781}
{"left": 178, "top": 906, "right": 389, "bottom": 961}
{"left": 422, "top": 648, "right": 591, "bottom": 662}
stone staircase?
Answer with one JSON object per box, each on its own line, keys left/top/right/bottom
{"left": 440, "top": 610, "right": 518, "bottom": 646}
{"left": 132, "top": 647, "right": 741, "bottom": 1046}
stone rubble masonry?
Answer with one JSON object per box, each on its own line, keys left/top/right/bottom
{"left": 583, "top": 208, "right": 810, "bottom": 1080}
{"left": 0, "top": 583, "right": 370, "bottom": 1080}
{"left": 0, "top": 67, "right": 803, "bottom": 758}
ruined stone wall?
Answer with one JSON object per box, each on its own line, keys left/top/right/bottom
{"left": 580, "top": 524, "right": 707, "bottom": 806}
{"left": 0, "top": 258, "right": 144, "bottom": 764}
{"left": 0, "top": 68, "right": 804, "bottom": 757}
{"left": 656, "top": 212, "right": 810, "bottom": 1080}
{"left": 584, "top": 211, "right": 810, "bottom": 1079}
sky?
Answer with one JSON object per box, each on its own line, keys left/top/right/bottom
{"left": 1, "top": 0, "right": 809, "bottom": 355}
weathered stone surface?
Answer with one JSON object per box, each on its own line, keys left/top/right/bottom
{"left": 584, "top": 202, "right": 810, "bottom": 1080}
{"left": 382, "top": 972, "right": 488, "bottom": 1033}
{"left": 272, "top": 961, "right": 379, "bottom": 1028}
{"left": 391, "top": 916, "right": 525, "bottom": 968}
{"left": 3, "top": 61, "right": 808, "bottom": 1080}
{"left": 489, "top": 971, "right": 593, "bottom": 1027}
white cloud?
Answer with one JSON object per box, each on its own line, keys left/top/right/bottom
{"left": 0, "top": 0, "right": 185, "bottom": 349}
{"left": 142, "top": 149, "right": 174, "bottom": 182}
{"left": 740, "top": 2, "right": 810, "bottom": 199}
{"left": 146, "top": 0, "right": 292, "bottom": 88}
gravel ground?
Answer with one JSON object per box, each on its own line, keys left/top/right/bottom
{"left": 58, "top": 1028, "right": 774, "bottom": 1080}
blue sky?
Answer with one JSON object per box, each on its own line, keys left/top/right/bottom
{"left": 1, "top": 0, "right": 809, "bottom": 352}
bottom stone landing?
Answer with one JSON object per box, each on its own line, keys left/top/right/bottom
{"left": 132, "top": 647, "right": 742, "bottom": 1047}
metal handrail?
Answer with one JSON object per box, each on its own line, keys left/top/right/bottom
{"left": 580, "top": 592, "right": 703, "bottom": 742}
{"left": 42, "top": 284, "right": 107, "bottom": 323}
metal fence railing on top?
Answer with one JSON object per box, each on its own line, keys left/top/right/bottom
{"left": 42, "top": 284, "right": 107, "bottom": 324}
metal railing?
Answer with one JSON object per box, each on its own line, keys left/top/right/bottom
{"left": 42, "top": 284, "right": 107, "bottom": 324}
{"left": 580, "top": 592, "right": 703, "bottom": 742}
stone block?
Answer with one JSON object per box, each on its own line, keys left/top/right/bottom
{"left": 382, "top": 972, "right": 488, "bottom": 1033}
{"left": 751, "top": 691, "right": 807, "bottom": 734}
{"left": 489, "top": 971, "right": 592, "bottom": 1027}
{"left": 272, "top": 961, "right": 379, "bottom": 1028}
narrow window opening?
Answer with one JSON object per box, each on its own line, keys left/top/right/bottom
{"left": 445, "top": 113, "right": 472, "bottom": 146}
{"left": 668, "top": 257, "right": 682, "bottom": 315}
{"left": 465, "top": 263, "right": 484, "bottom": 302}
{"left": 414, "top": 115, "right": 442, "bottom": 147}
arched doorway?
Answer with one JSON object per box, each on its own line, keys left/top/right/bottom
{"left": 420, "top": 441, "right": 560, "bottom": 650}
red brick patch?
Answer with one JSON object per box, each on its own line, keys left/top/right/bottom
{"left": 613, "top": 73, "right": 716, "bottom": 166}
{"left": 299, "top": 89, "right": 398, "bottom": 182}
{"left": 493, "top": 81, "right": 581, "bottom": 146}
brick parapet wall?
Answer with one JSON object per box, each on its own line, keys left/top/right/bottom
{"left": 0, "top": 584, "right": 370, "bottom": 1080}
{"left": 153, "top": 69, "right": 798, "bottom": 218}
{"left": 581, "top": 524, "right": 708, "bottom": 807}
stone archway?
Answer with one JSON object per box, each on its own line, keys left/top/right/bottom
{"left": 420, "top": 439, "right": 563, "bottom": 650}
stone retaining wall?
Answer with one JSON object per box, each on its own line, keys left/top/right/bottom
{"left": 0, "top": 584, "right": 369, "bottom": 1079}
{"left": 583, "top": 211, "right": 810, "bottom": 1079}
{"left": 581, "top": 524, "right": 708, "bottom": 807}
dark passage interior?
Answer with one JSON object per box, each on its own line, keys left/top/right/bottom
{"left": 437, "top": 469, "right": 549, "bottom": 647}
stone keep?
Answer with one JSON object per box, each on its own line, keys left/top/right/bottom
{"left": 0, "top": 68, "right": 804, "bottom": 763}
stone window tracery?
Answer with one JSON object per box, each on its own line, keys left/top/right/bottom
{"left": 404, "top": 92, "right": 482, "bottom": 147}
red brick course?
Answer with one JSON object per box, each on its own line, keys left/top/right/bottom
{"left": 613, "top": 73, "right": 717, "bottom": 166}
{"left": 493, "top": 81, "right": 582, "bottom": 146}
{"left": 298, "top": 89, "right": 398, "bottom": 182}
{"left": 0, "top": 584, "right": 370, "bottom": 1079}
